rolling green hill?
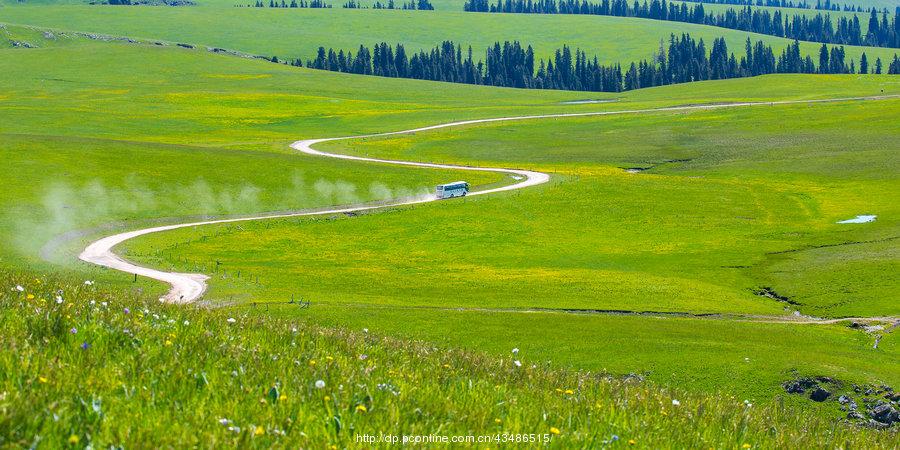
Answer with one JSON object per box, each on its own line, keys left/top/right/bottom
{"left": 0, "top": 3, "right": 898, "bottom": 443}
{"left": 3, "top": 272, "right": 895, "bottom": 448}
{"left": 116, "top": 74, "right": 899, "bottom": 400}
{"left": 3, "top": 31, "right": 897, "bottom": 400}
{"left": 2, "top": 4, "right": 897, "bottom": 66}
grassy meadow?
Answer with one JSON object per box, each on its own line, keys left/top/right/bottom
{"left": 121, "top": 77, "right": 900, "bottom": 316}
{"left": 2, "top": 274, "right": 897, "bottom": 448}
{"left": 0, "top": 2, "right": 898, "bottom": 444}
{"left": 0, "top": 32, "right": 576, "bottom": 271}
{"left": 2, "top": 2, "right": 899, "bottom": 66}
{"left": 117, "top": 81, "right": 899, "bottom": 401}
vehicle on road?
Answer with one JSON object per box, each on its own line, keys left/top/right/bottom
{"left": 436, "top": 181, "right": 469, "bottom": 199}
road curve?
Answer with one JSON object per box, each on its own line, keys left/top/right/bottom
{"left": 79, "top": 95, "right": 899, "bottom": 303}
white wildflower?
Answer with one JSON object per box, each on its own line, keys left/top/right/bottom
{"left": 672, "top": 399, "right": 681, "bottom": 406}
{"left": 513, "top": 360, "right": 522, "bottom": 367}
{"left": 84, "top": 280, "right": 94, "bottom": 286}
{"left": 56, "top": 296, "right": 64, "bottom": 304}
{"left": 15, "top": 285, "right": 24, "bottom": 292}
{"left": 183, "top": 320, "right": 190, "bottom": 326}
{"left": 227, "top": 318, "right": 236, "bottom": 323}
{"left": 315, "top": 380, "right": 326, "bottom": 389}
{"left": 512, "top": 347, "right": 519, "bottom": 355}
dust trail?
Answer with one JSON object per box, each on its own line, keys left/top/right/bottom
{"left": 78, "top": 94, "right": 899, "bottom": 303}
{"left": 23, "top": 173, "right": 423, "bottom": 264}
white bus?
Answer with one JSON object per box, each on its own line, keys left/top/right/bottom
{"left": 435, "top": 181, "right": 469, "bottom": 199}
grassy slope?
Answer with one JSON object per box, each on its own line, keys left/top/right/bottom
{"left": 5, "top": 33, "right": 892, "bottom": 272}
{"left": 2, "top": 274, "right": 896, "bottom": 448}
{"left": 430, "top": 0, "right": 882, "bottom": 32}
{"left": 1, "top": 4, "right": 898, "bottom": 65}
{"left": 1, "top": 36, "right": 598, "bottom": 272}
{"left": 126, "top": 79, "right": 900, "bottom": 316}
{"left": 1, "top": 24, "right": 897, "bottom": 418}
{"left": 118, "top": 75, "right": 900, "bottom": 400}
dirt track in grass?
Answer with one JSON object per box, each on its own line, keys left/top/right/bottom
{"left": 78, "top": 93, "right": 900, "bottom": 328}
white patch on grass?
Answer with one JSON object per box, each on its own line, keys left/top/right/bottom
{"left": 837, "top": 215, "right": 876, "bottom": 224}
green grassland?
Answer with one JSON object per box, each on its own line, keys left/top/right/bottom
{"left": 115, "top": 73, "right": 900, "bottom": 402}
{"left": 1, "top": 35, "right": 585, "bottom": 271}
{"left": 2, "top": 3, "right": 898, "bottom": 66}
{"left": 125, "top": 89, "right": 900, "bottom": 316}
{"left": 5, "top": 32, "right": 894, "bottom": 274}
{"left": 1, "top": 16, "right": 899, "bottom": 443}
{"left": 3, "top": 273, "right": 896, "bottom": 448}
{"left": 432, "top": 0, "right": 891, "bottom": 29}
{"left": 3, "top": 31, "right": 897, "bottom": 402}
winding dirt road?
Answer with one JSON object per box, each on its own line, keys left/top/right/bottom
{"left": 79, "top": 95, "right": 899, "bottom": 306}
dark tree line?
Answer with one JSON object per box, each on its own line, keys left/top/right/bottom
{"left": 682, "top": 0, "right": 813, "bottom": 8}
{"left": 344, "top": 0, "right": 433, "bottom": 8}
{"left": 248, "top": 0, "right": 331, "bottom": 8}
{"left": 296, "top": 35, "right": 899, "bottom": 94}
{"left": 677, "top": 0, "right": 880, "bottom": 13}
{"left": 463, "top": 0, "right": 900, "bottom": 49}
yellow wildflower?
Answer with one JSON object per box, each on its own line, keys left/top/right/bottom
{"left": 442, "top": 364, "right": 450, "bottom": 369}
{"left": 254, "top": 426, "right": 265, "bottom": 436}
{"left": 325, "top": 356, "right": 334, "bottom": 362}
{"left": 324, "top": 396, "right": 331, "bottom": 401}
{"left": 564, "top": 389, "right": 574, "bottom": 395}
{"left": 309, "top": 360, "right": 317, "bottom": 366}
{"left": 164, "top": 340, "right": 173, "bottom": 347}
{"left": 38, "top": 376, "right": 48, "bottom": 384}
{"left": 355, "top": 404, "right": 367, "bottom": 413}
{"left": 742, "top": 445, "right": 751, "bottom": 449}
{"left": 67, "top": 435, "right": 79, "bottom": 445}
{"left": 280, "top": 394, "right": 287, "bottom": 401}
{"left": 26, "top": 294, "right": 35, "bottom": 300}
{"left": 555, "top": 388, "right": 563, "bottom": 393}
{"left": 549, "top": 427, "right": 560, "bottom": 435}
{"left": 494, "top": 418, "right": 502, "bottom": 424}
{"left": 628, "top": 439, "right": 636, "bottom": 445}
